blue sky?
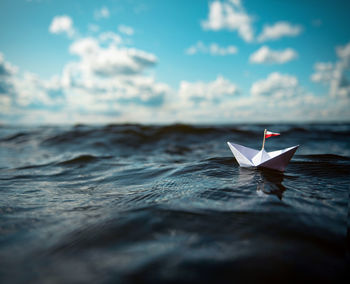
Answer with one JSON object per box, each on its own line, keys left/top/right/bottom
{"left": 0, "top": 0, "right": 349, "bottom": 124}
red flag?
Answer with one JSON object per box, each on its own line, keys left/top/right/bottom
{"left": 265, "top": 130, "right": 280, "bottom": 139}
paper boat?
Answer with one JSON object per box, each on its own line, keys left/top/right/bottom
{"left": 227, "top": 142, "right": 299, "bottom": 172}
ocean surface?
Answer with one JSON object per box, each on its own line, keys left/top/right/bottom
{"left": 0, "top": 123, "right": 349, "bottom": 283}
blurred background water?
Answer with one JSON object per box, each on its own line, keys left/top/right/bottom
{"left": 0, "top": 123, "right": 349, "bottom": 283}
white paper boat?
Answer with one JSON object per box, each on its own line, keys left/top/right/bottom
{"left": 227, "top": 142, "right": 299, "bottom": 172}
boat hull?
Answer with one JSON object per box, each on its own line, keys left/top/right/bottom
{"left": 227, "top": 142, "right": 299, "bottom": 172}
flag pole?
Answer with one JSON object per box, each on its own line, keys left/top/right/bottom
{"left": 261, "top": 129, "right": 267, "bottom": 150}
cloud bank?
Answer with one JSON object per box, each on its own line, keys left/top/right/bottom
{"left": 1, "top": 5, "right": 349, "bottom": 124}
{"left": 251, "top": 72, "right": 299, "bottom": 98}
{"left": 311, "top": 42, "right": 350, "bottom": 98}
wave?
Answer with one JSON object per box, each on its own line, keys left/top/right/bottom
{"left": 0, "top": 132, "right": 33, "bottom": 143}
{"left": 57, "top": 154, "right": 111, "bottom": 165}
{"left": 2, "top": 124, "right": 349, "bottom": 150}
{"left": 297, "top": 154, "right": 350, "bottom": 161}
{"left": 36, "top": 124, "right": 257, "bottom": 147}
{"left": 1, "top": 123, "right": 348, "bottom": 284}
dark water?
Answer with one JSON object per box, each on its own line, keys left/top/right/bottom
{"left": 0, "top": 124, "right": 349, "bottom": 283}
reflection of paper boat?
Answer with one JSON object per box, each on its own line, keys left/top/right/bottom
{"left": 227, "top": 142, "right": 299, "bottom": 172}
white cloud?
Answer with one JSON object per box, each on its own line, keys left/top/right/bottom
{"left": 0, "top": 95, "right": 11, "bottom": 112}
{"left": 249, "top": 46, "right": 298, "bottom": 64}
{"left": 69, "top": 37, "right": 99, "bottom": 57}
{"left": 12, "top": 72, "right": 63, "bottom": 107}
{"left": 311, "top": 41, "right": 350, "bottom": 98}
{"left": 1, "top": 21, "right": 171, "bottom": 122}
{"left": 257, "top": 21, "right": 302, "bottom": 42}
{"left": 58, "top": 31, "right": 169, "bottom": 112}
{"left": 0, "top": 52, "right": 18, "bottom": 76}
{"left": 60, "top": 71, "right": 170, "bottom": 112}
{"left": 0, "top": 53, "right": 16, "bottom": 113}
{"left": 0, "top": 53, "right": 63, "bottom": 113}
{"left": 179, "top": 75, "right": 239, "bottom": 104}
{"left": 49, "top": 15, "right": 75, "bottom": 38}
{"left": 1, "top": 47, "right": 349, "bottom": 123}
{"left": 94, "top": 6, "right": 110, "bottom": 20}
{"left": 118, "top": 25, "right": 134, "bottom": 36}
{"left": 251, "top": 72, "right": 299, "bottom": 98}
{"left": 209, "top": 43, "right": 237, "bottom": 55}
{"left": 170, "top": 75, "right": 243, "bottom": 122}
{"left": 201, "top": 0, "right": 254, "bottom": 42}
{"left": 186, "top": 41, "right": 238, "bottom": 56}
{"left": 68, "top": 34, "right": 156, "bottom": 77}
{"left": 336, "top": 41, "right": 350, "bottom": 64}
{"left": 311, "top": 62, "right": 333, "bottom": 83}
